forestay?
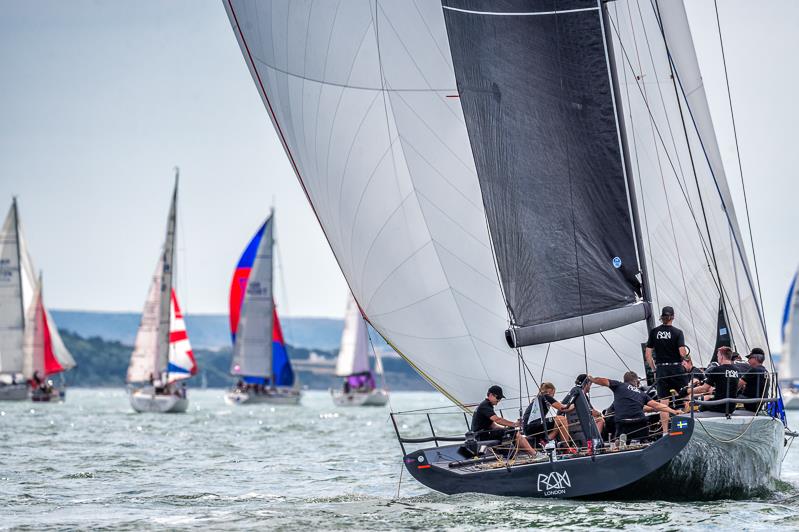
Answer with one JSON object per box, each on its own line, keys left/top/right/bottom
{"left": 225, "top": 0, "right": 767, "bottom": 407}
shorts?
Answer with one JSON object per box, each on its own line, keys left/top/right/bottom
{"left": 524, "top": 418, "right": 555, "bottom": 438}
{"left": 656, "top": 364, "right": 686, "bottom": 399}
{"left": 475, "top": 428, "right": 514, "bottom": 442}
{"left": 614, "top": 417, "right": 649, "bottom": 440}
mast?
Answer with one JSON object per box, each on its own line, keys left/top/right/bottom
{"left": 162, "top": 168, "right": 179, "bottom": 385}
{"left": 599, "top": 1, "right": 655, "bottom": 333}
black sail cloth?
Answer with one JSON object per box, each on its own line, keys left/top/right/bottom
{"left": 442, "top": 0, "right": 647, "bottom": 346}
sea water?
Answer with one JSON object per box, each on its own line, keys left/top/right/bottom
{"left": 1, "top": 389, "right": 797, "bottom": 530}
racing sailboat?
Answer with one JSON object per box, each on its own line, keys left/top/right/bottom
{"left": 781, "top": 267, "right": 799, "bottom": 409}
{"left": 0, "top": 199, "right": 75, "bottom": 401}
{"left": 127, "top": 171, "right": 197, "bottom": 413}
{"left": 225, "top": 0, "right": 787, "bottom": 498}
{"left": 224, "top": 213, "right": 300, "bottom": 405}
{"left": 331, "top": 295, "right": 388, "bottom": 407}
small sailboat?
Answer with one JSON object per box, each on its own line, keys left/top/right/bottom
{"left": 127, "top": 171, "right": 197, "bottom": 413}
{"left": 0, "top": 199, "right": 75, "bottom": 401}
{"left": 226, "top": 0, "right": 788, "bottom": 498}
{"left": 224, "top": 212, "right": 300, "bottom": 405}
{"left": 25, "top": 273, "right": 77, "bottom": 402}
{"left": 331, "top": 295, "right": 388, "bottom": 407}
{"left": 780, "top": 267, "right": 799, "bottom": 409}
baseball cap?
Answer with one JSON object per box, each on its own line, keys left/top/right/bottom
{"left": 660, "top": 306, "right": 675, "bottom": 318}
{"left": 487, "top": 385, "right": 504, "bottom": 399}
{"left": 575, "top": 373, "right": 588, "bottom": 385}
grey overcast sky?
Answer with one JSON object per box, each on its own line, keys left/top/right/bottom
{"left": 0, "top": 1, "right": 797, "bottom": 346}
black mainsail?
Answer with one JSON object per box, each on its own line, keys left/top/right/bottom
{"left": 443, "top": 0, "right": 648, "bottom": 347}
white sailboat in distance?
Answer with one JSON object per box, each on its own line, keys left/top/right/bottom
{"left": 331, "top": 295, "right": 388, "bottom": 407}
{"left": 0, "top": 199, "right": 75, "bottom": 401}
{"left": 127, "top": 170, "right": 197, "bottom": 413}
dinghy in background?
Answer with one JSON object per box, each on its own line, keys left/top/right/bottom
{"left": 0, "top": 199, "right": 75, "bottom": 402}
{"left": 225, "top": 0, "right": 789, "bottom": 498}
{"left": 331, "top": 295, "right": 388, "bottom": 407}
{"left": 780, "top": 268, "right": 799, "bottom": 409}
{"left": 127, "top": 171, "right": 197, "bottom": 414}
{"left": 225, "top": 212, "right": 301, "bottom": 406}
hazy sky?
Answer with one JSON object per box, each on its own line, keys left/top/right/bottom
{"left": 1, "top": 1, "right": 797, "bottom": 346}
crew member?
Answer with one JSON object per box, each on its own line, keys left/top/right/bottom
{"left": 470, "top": 385, "right": 537, "bottom": 457}
{"left": 740, "top": 348, "right": 768, "bottom": 412}
{"left": 588, "top": 372, "right": 680, "bottom": 440}
{"left": 522, "top": 382, "right": 570, "bottom": 445}
{"left": 561, "top": 374, "right": 605, "bottom": 444}
{"left": 644, "top": 306, "right": 688, "bottom": 433}
{"left": 691, "top": 346, "right": 743, "bottom": 414}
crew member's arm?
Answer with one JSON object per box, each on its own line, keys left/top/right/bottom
{"left": 646, "top": 399, "right": 680, "bottom": 416}
{"left": 587, "top": 376, "right": 610, "bottom": 388}
{"left": 489, "top": 414, "right": 518, "bottom": 428}
{"left": 645, "top": 348, "right": 656, "bottom": 372}
{"left": 679, "top": 346, "right": 688, "bottom": 358}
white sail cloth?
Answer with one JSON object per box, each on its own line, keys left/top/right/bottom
{"left": 335, "top": 295, "right": 372, "bottom": 377}
{"left": 225, "top": 0, "right": 766, "bottom": 407}
{"left": 0, "top": 201, "right": 73, "bottom": 378}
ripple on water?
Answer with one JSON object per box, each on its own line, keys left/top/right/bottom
{"left": 0, "top": 389, "right": 797, "bottom": 530}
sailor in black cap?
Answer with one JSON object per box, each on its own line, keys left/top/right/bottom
{"left": 470, "top": 385, "right": 537, "bottom": 457}
{"left": 644, "top": 306, "right": 688, "bottom": 434}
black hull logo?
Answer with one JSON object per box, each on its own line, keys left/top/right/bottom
{"left": 537, "top": 471, "right": 571, "bottom": 496}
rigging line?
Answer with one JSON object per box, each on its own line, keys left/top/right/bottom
{"left": 648, "top": 2, "right": 756, "bottom": 354}
{"left": 713, "top": 0, "right": 766, "bottom": 320}
{"left": 599, "top": 332, "right": 632, "bottom": 372}
{"left": 628, "top": 0, "right": 702, "bottom": 360}
{"left": 539, "top": 343, "right": 551, "bottom": 386}
{"left": 616, "top": 0, "right": 660, "bottom": 306}
{"left": 606, "top": 11, "right": 751, "bottom": 346}
{"left": 649, "top": 1, "right": 769, "bottom": 346}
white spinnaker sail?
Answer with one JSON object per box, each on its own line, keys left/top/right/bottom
{"left": 225, "top": 0, "right": 766, "bottom": 406}
{"left": 128, "top": 258, "right": 163, "bottom": 382}
{"left": 607, "top": 1, "right": 767, "bottom": 365}
{"left": 0, "top": 204, "right": 25, "bottom": 375}
{"left": 335, "top": 295, "right": 371, "bottom": 377}
{"left": 231, "top": 217, "right": 274, "bottom": 377}
{"left": 782, "top": 269, "right": 799, "bottom": 380}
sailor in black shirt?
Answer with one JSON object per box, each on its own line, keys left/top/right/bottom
{"left": 645, "top": 306, "right": 688, "bottom": 433}
{"left": 588, "top": 371, "right": 679, "bottom": 440}
{"left": 691, "top": 346, "right": 744, "bottom": 414}
{"left": 740, "top": 348, "right": 769, "bottom": 412}
{"left": 470, "top": 385, "right": 537, "bottom": 456}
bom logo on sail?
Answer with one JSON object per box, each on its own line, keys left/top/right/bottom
{"left": 537, "top": 471, "right": 571, "bottom": 496}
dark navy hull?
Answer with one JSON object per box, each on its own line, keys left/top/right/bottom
{"left": 404, "top": 417, "right": 694, "bottom": 498}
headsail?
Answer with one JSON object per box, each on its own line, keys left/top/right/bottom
{"left": 782, "top": 268, "right": 799, "bottom": 380}
{"left": 167, "top": 289, "right": 196, "bottom": 382}
{"left": 335, "top": 295, "right": 371, "bottom": 377}
{"left": 23, "top": 276, "right": 75, "bottom": 379}
{"left": 225, "top": 0, "right": 768, "bottom": 405}
{"left": 128, "top": 176, "right": 184, "bottom": 384}
{"left": 230, "top": 217, "right": 274, "bottom": 378}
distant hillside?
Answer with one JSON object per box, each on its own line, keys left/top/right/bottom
{"left": 59, "top": 330, "right": 432, "bottom": 391}
{"left": 52, "top": 310, "right": 345, "bottom": 351}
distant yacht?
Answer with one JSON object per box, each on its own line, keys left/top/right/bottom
{"left": 0, "top": 199, "right": 75, "bottom": 401}
{"left": 330, "top": 295, "right": 388, "bottom": 407}
{"left": 127, "top": 171, "right": 197, "bottom": 413}
{"left": 781, "top": 266, "right": 799, "bottom": 410}
{"left": 225, "top": 212, "right": 300, "bottom": 405}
